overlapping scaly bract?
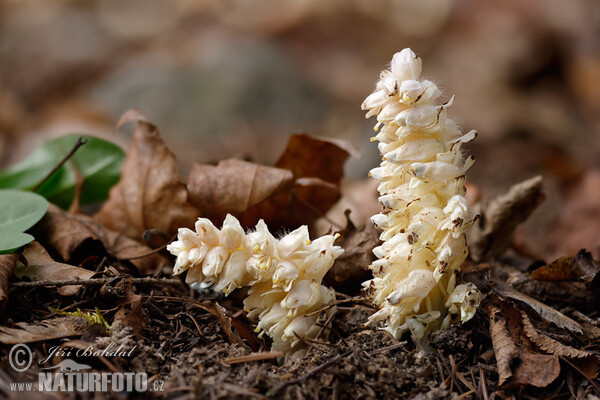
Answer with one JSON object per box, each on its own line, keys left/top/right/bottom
{"left": 167, "top": 215, "right": 343, "bottom": 357}
{"left": 361, "top": 48, "right": 481, "bottom": 339}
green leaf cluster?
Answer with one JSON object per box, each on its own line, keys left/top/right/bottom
{"left": 0, "top": 190, "right": 49, "bottom": 254}
{"left": 0, "top": 134, "right": 124, "bottom": 209}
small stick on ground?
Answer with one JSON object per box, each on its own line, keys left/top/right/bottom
{"left": 560, "top": 356, "right": 600, "bottom": 394}
{"left": 33, "top": 136, "right": 88, "bottom": 192}
{"left": 224, "top": 351, "right": 284, "bottom": 365}
{"left": 10, "top": 277, "right": 183, "bottom": 288}
{"left": 366, "top": 341, "right": 408, "bottom": 357}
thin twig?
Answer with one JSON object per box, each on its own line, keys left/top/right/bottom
{"left": 480, "top": 367, "right": 489, "bottom": 400}
{"left": 33, "top": 136, "right": 88, "bottom": 192}
{"left": 560, "top": 356, "right": 600, "bottom": 393}
{"left": 10, "top": 277, "right": 183, "bottom": 288}
{"left": 118, "top": 233, "right": 178, "bottom": 260}
{"left": 366, "top": 341, "right": 408, "bottom": 357}
{"left": 223, "top": 351, "right": 284, "bottom": 365}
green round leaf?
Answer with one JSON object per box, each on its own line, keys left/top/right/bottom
{"left": 0, "top": 231, "right": 35, "bottom": 254}
{"left": 0, "top": 190, "right": 49, "bottom": 232}
{"left": 0, "top": 134, "right": 124, "bottom": 208}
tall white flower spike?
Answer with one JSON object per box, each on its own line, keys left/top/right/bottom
{"left": 167, "top": 215, "right": 343, "bottom": 359}
{"left": 362, "top": 48, "right": 481, "bottom": 339}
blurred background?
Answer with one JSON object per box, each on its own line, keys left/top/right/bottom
{"left": 0, "top": 0, "right": 599, "bottom": 259}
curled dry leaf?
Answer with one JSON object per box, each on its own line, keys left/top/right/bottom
{"left": 531, "top": 250, "right": 600, "bottom": 293}
{"left": 187, "top": 133, "right": 353, "bottom": 229}
{"left": 95, "top": 109, "right": 198, "bottom": 246}
{"left": 491, "top": 278, "right": 585, "bottom": 335}
{"left": 531, "top": 255, "right": 577, "bottom": 282}
{"left": 273, "top": 134, "right": 355, "bottom": 228}
{"left": 0, "top": 316, "right": 90, "bottom": 344}
{"left": 519, "top": 309, "right": 593, "bottom": 358}
{"left": 469, "top": 175, "right": 545, "bottom": 262}
{"left": 324, "top": 212, "right": 379, "bottom": 293}
{"left": 488, "top": 302, "right": 561, "bottom": 388}
{"left": 487, "top": 304, "right": 518, "bottom": 386}
{"left": 187, "top": 159, "right": 294, "bottom": 226}
{"left": 113, "top": 293, "right": 144, "bottom": 336}
{"left": 312, "top": 179, "right": 381, "bottom": 237}
{"left": 15, "top": 242, "right": 95, "bottom": 296}
{"left": 512, "top": 351, "right": 560, "bottom": 388}
{"left": 32, "top": 204, "right": 168, "bottom": 273}
{"left": 0, "top": 252, "right": 18, "bottom": 307}
{"left": 572, "top": 250, "right": 600, "bottom": 290}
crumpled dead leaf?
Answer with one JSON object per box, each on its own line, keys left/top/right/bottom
{"left": 488, "top": 302, "right": 562, "bottom": 388}
{"left": 0, "top": 316, "right": 90, "bottom": 344}
{"left": 15, "top": 242, "right": 95, "bottom": 296}
{"left": 312, "top": 179, "right": 380, "bottom": 236}
{"left": 531, "top": 250, "right": 600, "bottom": 296}
{"left": 95, "top": 109, "right": 198, "bottom": 246}
{"left": 324, "top": 212, "right": 379, "bottom": 293}
{"left": 487, "top": 304, "right": 519, "bottom": 386}
{"left": 273, "top": 134, "right": 355, "bottom": 228}
{"left": 0, "top": 252, "right": 18, "bottom": 307}
{"left": 519, "top": 309, "right": 593, "bottom": 358}
{"left": 32, "top": 204, "right": 168, "bottom": 273}
{"left": 531, "top": 255, "right": 577, "bottom": 282}
{"left": 469, "top": 175, "right": 545, "bottom": 261}
{"left": 187, "top": 133, "right": 354, "bottom": 229}
{"left": 113, "top": 293, "right": 144, "bottom": 336}
{"left": 491, "top": 278, "right": 585, "bottom": 335}
{"left": 187, "top": 159, "right": 294, "bottom": 226}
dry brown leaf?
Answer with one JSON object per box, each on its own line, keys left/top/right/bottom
{"left": 95, "top": 109, "right": 198, "bottom": 245}
{"left": 324, "top": 213, "right": 379, "bottom": 294}
{"left": 512, "top": 351, "right": 560, "bottom": 388}
{"left": 312, "top": 179, "right": 380, "bottom": 237}
{"left": 469, "top": 175, "right": 545, "bottom": 261}
{"left": 272, "top": 133, "right": 354, "bottom": 228}
{"left": 489, "top": 301, "right": 562, "bottom": 388}
{"left": 113, "top": 293, "right": 144, "bottom": 336}
{"left": 519, "top": 310, "right": 593, "bottom": 358}
{"left": 0, "top": 316, "right": 90, "bottom": 344}
{"left": 491, "top": 279, "right": 585, "bottom": 335}
{"left": 15, "top": 242, "right": 95, "bottom": 296}
{"left": 32, "top": 204, "right": 168, "bottom": 273}
{"left": 188, "top": 134, "right": 353, "bottom": 229}
{"left": 531, "top": 256, "right": 577, "bottom": 282}
{"left": 487, "top": 304, "right": 519, "bottom": 386}
{"left": 531, "top": 250, "right": 600, "bottom": 288}
{"left": 572, "top": 250, "right": 600, "bottom": 289}
{"left": 0, "top": 252, "right": 18, "bottom": 307}
{"left": 187, "top": 159, "right": 294, "bottom": 226}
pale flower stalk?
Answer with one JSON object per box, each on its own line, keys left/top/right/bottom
{"left": 167, "top": 215, "right": 343, "bottom": 358}
{"left": 362, "top": 48, "right": 481, "bottom": 339}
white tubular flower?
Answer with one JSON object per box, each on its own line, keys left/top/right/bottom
{"left": 168, "top": 214, "right": 343, "bottom": 359}
{"left": 168, "top": 214, "right": 250, "bottom": 294}
{"left": 362, "top": 48, "right": 481, "bottom": 339}
{"left": 246, "top": 228, "right": 342, "bottom": 358}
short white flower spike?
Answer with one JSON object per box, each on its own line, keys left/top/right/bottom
{"left": 362, "top": 48, "right": 481, "bottom": 339}
{"left": 167, "top": 215, "right": 343, "bottom": 358}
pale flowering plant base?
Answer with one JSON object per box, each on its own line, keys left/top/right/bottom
{"left": 167, "top": 214, "right": 343, "bottom": 360}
